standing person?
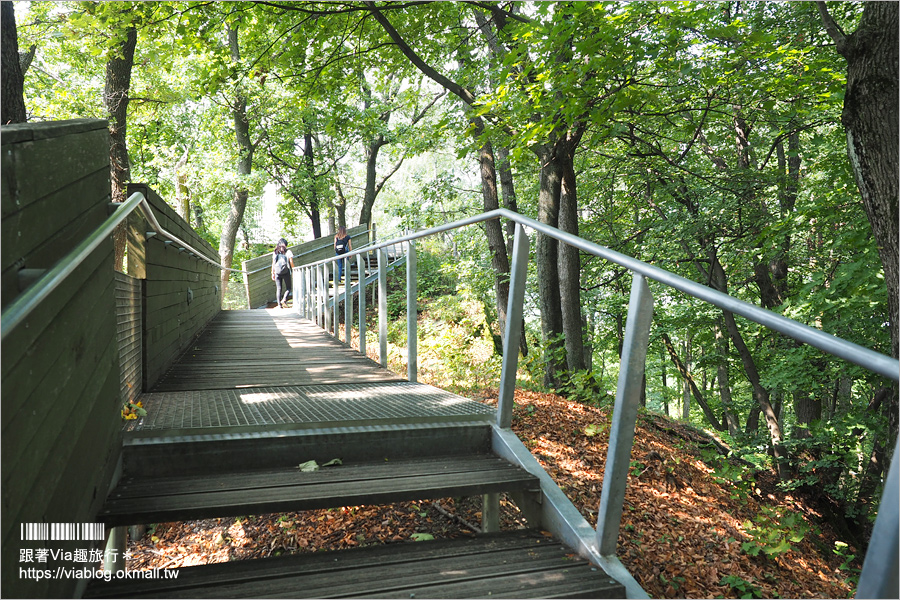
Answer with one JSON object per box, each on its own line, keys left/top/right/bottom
{"left": 271, "top": 238, "right": 294, "bottom": 308}
{"left": 334, "top": 226, "right": 352, "bottom": 283}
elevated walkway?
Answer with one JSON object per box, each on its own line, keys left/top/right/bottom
{"left": 88, "top": 309, "right": 626, "bottom": 598}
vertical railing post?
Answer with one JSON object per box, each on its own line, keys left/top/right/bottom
{"left": 596, "top": 273, "right": 654, "bottom": 556}
{"left": 324, "top": 263, "right": 332, "bottom": 333}
{"left": 855, "top": 437, "right": 899, "bottom": 598}
{"left": 406, "top": 240, "right": 417, "bottom": 382}
{"left": 331, "top": 259, "right": 341, "bottom": 340}
{"left": 344, "top": 256, "right": 352, "bottom": 344}
{"left": 319, "top": 263, "right": 328, "bottom": 329}
{"left": 482, "top": 493, "right": 500, "bottom": 533}
{"left": 315, "top": 265, "right": 322, "bottom": 327}
{"left": 357, "top": 253, "right": 366, "bottom": 357}
{"left": 300, "top": 268, "right": 306, "bottom": 317}
{"left": 497, "top": 223, "right": 530, "bottom": 429}
{"left": 378, "top": 247, "right": 388, "bottom": 368}
{"left": 103, "top": 526, "right": 126, "bottom": 574}
{"left": 305, "top": 267, "right": 312, "bottom": 319}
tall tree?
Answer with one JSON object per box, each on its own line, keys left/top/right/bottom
{"left": 817, "top": 1, "right": 899, "bottom": 361}
{"left": 817, "top": 0, "right": 899, "bottom": 519}
{"left": 219, "top": 21, "right": 255, "bottom": 299}
{"left": 104, "top": 19, "right": 137, "bottom": 269}
{"left": 364, "top": 1, "right": 514, "bottom": 354}
{"left": 1, "top": 0, "right": 27, "bottom": 124}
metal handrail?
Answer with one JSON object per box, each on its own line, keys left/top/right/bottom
{"left": 294, "top": 206, "right": 898, "bottom": 598}
{"left": 244, "top": 231, "right": 377, "bottom": 276}
{"left": 297, "top": 208, "right": 898, "bottom": 380}
{"left": 1, "top": 191, "right": 242, "bottom": 341}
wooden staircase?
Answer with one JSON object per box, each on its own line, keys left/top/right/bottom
{"left": 86, "top": 423, "right": 624, "bottom": 598}
{"left": 99, "top": 426, "right": 539, "bottom": 526}
{"left": 85, "top": 529, "right": 619, "bottom": 599}
{"left": 84, "top": 311, "right": 626, "bottom": 598}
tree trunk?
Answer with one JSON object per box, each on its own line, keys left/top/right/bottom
{"left": 334, "top": 178, "right": 347, "bottom": 230}
{"left": 359, "top": 136, "right": 382, "bottom": 229}
{"left": 792, "top": 390, "right": 821, "bottom": 440}
{"left": 558, "top": 147, "right": 585, "bottom": 372}
{"left": 818, "top": 1, "right": 899, "bottom": 360}
{"left": 661, "top": 332, "right": 724, "bottom": 431}
{"left": 715, "top": 319, "right": 741, "bottom": 437}
{"left": 477, "top": 137, "right": 513, "bottom": 351}
{"left": 175, "top": 149, "right": 190, "bottom": 222}
{"left": 365, "top": 4, "right": 514, "bottom": 358}
{"left": 1, "top": 1, "right": 26, "bottom": 124}
{"left": 303, "top": 130, "right": 322, "bottom": 238}
{"left": 534, "top": 144, "right": 566, "bottom": 389}
{"left": 104, "top": 25, "right": 137, "bottom": 271}
{"left": 219, "top": 25, "right": 253, "bottom": 300}
{"left": 711, "top": 255, "right": 790, "bottom": 479}
{"left": 682, "top": 335, "right": 692, "bottom": 421}
{"left": 661, "top": 354, "right": 669, "bottom": 416}
{"left": 358, "top": 74, "right": 387, "bottom": 229}
{"left": 495, "top": 144, "right": 519, "bottom": 253}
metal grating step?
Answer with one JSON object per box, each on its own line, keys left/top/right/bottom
{"left": 125, "top": 382, "right": 496, "bottom": 435}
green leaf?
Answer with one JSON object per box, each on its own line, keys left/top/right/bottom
{"left": 297, "top": 460, "right": 319, "bottom": 472}
{"left": 410, "top": 533, "right": 434, "bottom": 542}
{"left": 584, "top": 423, "right": 605, "bottom": 437}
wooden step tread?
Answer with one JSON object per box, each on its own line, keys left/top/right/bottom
{"left": 100, "top": 455, "right": 540, "bottom": 526}
{"left": 84, "top": 529, "right": 625, "bottom": 598}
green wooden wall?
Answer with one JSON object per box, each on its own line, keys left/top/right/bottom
{"left": 242, "top": 225, "right": 371, "bottom": 309}
{"left": 1, "top": 119, "right": 122, "bottom": 599}
{"left": 126, "top": 184, "right": 220, "bottom": 391}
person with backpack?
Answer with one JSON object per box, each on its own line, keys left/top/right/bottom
{"left": 334, "top": 226, "right": 352, "bottom": 283}
{"left": 271, "top": 238, "right": 294, "bottom": 308}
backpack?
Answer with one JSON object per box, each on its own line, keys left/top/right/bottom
{"left": 274, "top": 252, "right": 289, "bottom": 276}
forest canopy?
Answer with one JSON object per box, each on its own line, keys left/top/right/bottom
{"left": 7, "top": 0, "right": 898, "bottom": 552}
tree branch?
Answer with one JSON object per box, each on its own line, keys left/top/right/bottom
{"left": 815, "top": 1, "right": 848, "bottom": 55}
{"left": 364, "top": 1, "right": 477, "bottom": 106}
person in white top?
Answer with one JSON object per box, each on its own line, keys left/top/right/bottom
{"left": 271, "top": 237, "right": 295, "bottom": 308}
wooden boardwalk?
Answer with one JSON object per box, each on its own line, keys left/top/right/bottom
{"left": 97, "top": 308, "right": 628, "bottom": 598}
{"left": 127, "top": 309, "right": 495, "bottom": 436}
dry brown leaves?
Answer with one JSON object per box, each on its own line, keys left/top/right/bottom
{"left": 483, "top": 388, "right": 857, "bottom": 599}
{"left": 127, "top": 388, "right": 857, "bottom": 599}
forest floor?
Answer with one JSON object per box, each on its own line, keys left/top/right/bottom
{"left": 125, "top": 388, "right": 859, "bottom": 599}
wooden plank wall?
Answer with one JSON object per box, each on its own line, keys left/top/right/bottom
{"left": 115, "top": 272, "right": 142, "bottom": 406}
{"left": 242, "top": 224, "right": 371, "bottom": 309}
{"left": 1, "top": 119, "right": 122, "bottom": 599}
{"left": 126, "top": 184, "right": 220, "bottom": 391}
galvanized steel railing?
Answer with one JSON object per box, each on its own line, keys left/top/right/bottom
{"left": 293, "top": 207, "right": 899, "bottom": 599}
{"left": 293, "top": 238, "right": 409, "bottom": 373}
{"left": 1, "top": 191, "right": 244, "bottom": 342}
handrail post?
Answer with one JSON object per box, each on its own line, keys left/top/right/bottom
{"left": 302, "top": 267, "right": 309, "bottom": 318}
{"left": 332, "top": 261, "right": 339, "bottom": 338}
{"left": 317, "top": 264, "right": 325, "bottom": 328}
{"left": 406, "top": 240, "right": 417, "bottom": 382}
{"left": 357, "top": 253, "right": 366, "bottom": 357}
{"left": 497, "top": 223, "right": 530, "bottom": 429}
{"left": 305, "top": 267, "right": 312, "bottom": 319}
{"left": 344, "top": 256, "right": 352, "bottom": 344}
{"left": 378, "top": 247, "right": 388, "bottom": 368}
{"left": 596, "top": 273, "right": 654, "bottom": 556}
{"left": 856, "top": 437, "right": 899, "bottom": 598}
{"left": 300, "top": 269, "right": 306, "bottom": 316}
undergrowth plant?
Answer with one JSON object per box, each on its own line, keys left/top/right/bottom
{"left": 741, "top": 504, "right": 813, "bottom": 558}
{"left": 720, "top": 574, "right": 768, "bottom": 599}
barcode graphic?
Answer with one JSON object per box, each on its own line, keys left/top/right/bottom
{"left": 20, "top": 523, "right": 105, "bottom": 541}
